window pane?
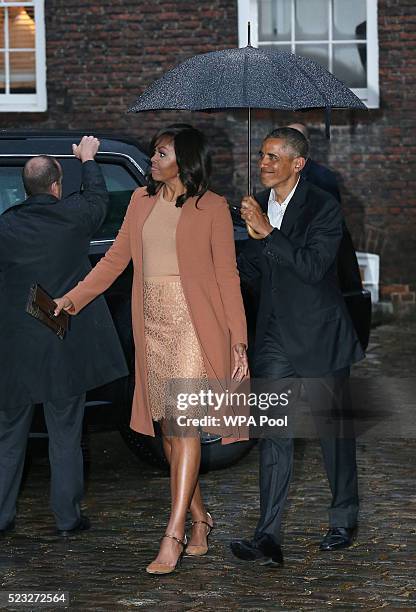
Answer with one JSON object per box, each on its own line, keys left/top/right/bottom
{"left": 333, "top": 0, "right": 366, "bottom": 41}
{"left": 93, "top": 164, "right": 139, "bottom": 240}
{"left": 9, "top": 7, "right": 36, "bottom": 49}
{"left": 295, "top": 0, "right": 328, "bottom": 41}
{"left": 0, "top": 9, "right": 4, "bottom": 49}
{"left": 0, "top": 166, "right": 26, "bottom": 215}
{"left": 296, "top": 43, "right": 329, "bottom": 70}
{"left": 333, "top": 44, "right": 366, "bottom": 88}
{"left": 258, "top": 0, "right": 291, "bottom": 42}
{"left": 0, "top": 53, "right": 5, "bottom": 93}
{"left": 10, "top": 50, "right": 36, "bottom": 92}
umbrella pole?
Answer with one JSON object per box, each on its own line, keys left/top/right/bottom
{"left": 247, "top": 21, "right": 252, "bottom": 195}
{"left": 248, "top": 106, "right": 251, "bottom": 195}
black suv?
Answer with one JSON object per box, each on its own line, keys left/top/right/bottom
{"left": 0, "top": 130, "right": 371, "bottom": 471}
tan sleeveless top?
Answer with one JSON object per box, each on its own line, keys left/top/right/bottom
{"left": 142, "top": 190, "right": 181, "bottom": 277}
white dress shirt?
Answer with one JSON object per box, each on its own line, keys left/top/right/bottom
{"left": 267, "top": 179, "right": 300, "bottom": 230}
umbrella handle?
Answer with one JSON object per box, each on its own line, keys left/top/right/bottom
{"left": 246, "top": 213, "right": 270, "bottom": 240}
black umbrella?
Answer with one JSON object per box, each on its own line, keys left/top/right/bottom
{"left": 129, "top": 27, "right": 366, "bottom": 233}
{"left": 129, "top": 45, "right": 365, "bottom": 113}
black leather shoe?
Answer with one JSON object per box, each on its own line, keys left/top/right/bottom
{"left": 0, "top": 520, "right": 15, "bottom": 537}
{"left": 57, "top": 515, "right": 91, "bottom": 537}
{"left": 319, "top": 527, "right": 356, "bottom": 551}
{"left": 230, "top": 535, "right": 283, "bottom": 566}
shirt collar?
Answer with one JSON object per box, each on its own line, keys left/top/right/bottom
{"left": 269, "top": 178, "right": 300, "bottom": 209}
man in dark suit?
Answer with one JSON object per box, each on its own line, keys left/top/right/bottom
{"left": 0, "top": 136, "right": 128, "bottom": 536}
{"left": 230, "top": 128, "right": 364, "bottom": 566}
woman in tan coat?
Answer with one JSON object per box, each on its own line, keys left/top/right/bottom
{"left": 54, "top": 124, "right": 248, "bottom": 574}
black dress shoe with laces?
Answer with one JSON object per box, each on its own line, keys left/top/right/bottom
{"left": 230, "top": 534, "right": 283, "bottom": 566}
{"left": 57, "top": 515, "right": 91, "bottom": 537}
{"left": 0, "top": 520, "right": 15, "bottom": 537}
{"left": 319, "top": 527, "right": 356, "bottom": 551}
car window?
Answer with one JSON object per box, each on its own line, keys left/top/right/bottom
{"left": 93, "top": 163, "right": 140, "bottom": 240}
{"left": 0, "top": 166, "right": 26, "bottom": 214}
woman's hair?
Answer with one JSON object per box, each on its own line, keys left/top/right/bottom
{"left": 147, "top": 123, "right": 212, "bottom": 208}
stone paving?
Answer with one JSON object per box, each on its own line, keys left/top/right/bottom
{"left": 1, "top": 318, "right": 416, "bottom": 611}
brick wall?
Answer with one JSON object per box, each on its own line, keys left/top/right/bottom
{"left": 1, "top": 0, "right": 415, "bottom": 291}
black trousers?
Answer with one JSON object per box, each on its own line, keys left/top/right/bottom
{"left": 0, "top": 394, "right": 85, "bottom": 531}
{"left": 252, "top": 314, "right": 359, "bottom": 545}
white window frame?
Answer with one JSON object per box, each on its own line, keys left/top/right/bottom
{"left": 238, "top": 0, "right": 379, "bottom": 108}
{"left": 0, "top": 0, "right": 47, "bottom": 112}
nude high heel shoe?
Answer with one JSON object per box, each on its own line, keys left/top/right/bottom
{"left": 146, "top": 534, "right": 187, "bottom": 575}
{"left": 185, "top": 512, "right": 214, "bottom": 557}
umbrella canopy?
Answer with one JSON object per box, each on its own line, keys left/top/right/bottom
{"left": 129, "top": 42, "right": 366, "bottom": 236}
{"left": 129, "top": 45, "right": 366, "bottom": 113}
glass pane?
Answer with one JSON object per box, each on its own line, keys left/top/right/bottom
{"left": 0, "top": 52, "right": 4, "bottom": 93}
{"left": 333, "top": 0, "right": 366, "bottom": 40}
{"left": 9, "top": 7, "right": 35, "bottom": 49}
{"left": 93, "top": 164, "right": 139, "bottom": 240}
{"left": 295, "top": 0, "right": 328, "bottom": 40}
{"left": 258, "top": 0, "right": 291, "bottom": 42}
{"left": 296, "top": 44, "right": 329, "bottom": 70}
{"left": 0, "top": 166, "right": 26, "bottom": 215}
{"left": 333, "top": 44, "right": 367, "bottom": 88}
{"left": 10, "top": 50, "right": 36, "bottom": 92}
{"left": 0, "top": 9, "right": 4, "bottom": 49}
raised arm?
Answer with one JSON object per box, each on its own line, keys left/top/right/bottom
{"left": 71, "top": 136, "right": 109, "bottom": 236}
{"left": 54, "top": 191, "right": 137, "bottom": 315}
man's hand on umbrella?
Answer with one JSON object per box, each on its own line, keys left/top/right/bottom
{"left": 240, "top": 196, "right": 274, "bottom": 238}
{"left": 72, "top": 135, "right": 100, "bottom": 162}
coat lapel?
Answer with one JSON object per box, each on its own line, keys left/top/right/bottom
{"left": 279, "top": 179, "right": 308, "bottom": 236}
{"left": 130, "top": 190, "right": 157, "bottom": 264}
{"left": 133, "top": 191, "right": 157, "bottom": 233}
{"left": 175, "top": 194, "right": 197, "bottom": 254}
{"left": 255, "top": 189, "right": 270, "bottom": 214}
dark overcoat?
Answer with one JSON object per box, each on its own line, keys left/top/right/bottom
{"left": 238, "top": 180, "right": 365, "bottom": 377}
{"left": 0, "top": 161, "right": 128, "bottom": 409}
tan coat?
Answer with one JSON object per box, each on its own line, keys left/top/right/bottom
{"left": 66, "top": 187, "right": 248, "bottom": 440}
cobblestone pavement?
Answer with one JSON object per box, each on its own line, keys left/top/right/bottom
{"left": 1, "top": 319, "right": 416, "bottom": 611}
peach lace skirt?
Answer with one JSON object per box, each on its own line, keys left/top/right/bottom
{"left": 143, "top": 276, "right": 208, "bottom": 421}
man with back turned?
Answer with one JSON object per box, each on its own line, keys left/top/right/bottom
{"left": 230, "top": 127, "right": 364, "bottom": 566}
{"left": 0, "top": 136, "right": 127, "bottom": 536}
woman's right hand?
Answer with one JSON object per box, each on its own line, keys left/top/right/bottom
{"left": 53, "top": 296, "right": 74, "bottom": 316}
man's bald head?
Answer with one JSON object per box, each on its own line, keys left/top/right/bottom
{"left": 23, "top": 155, "right": 63, "bottom": 197}
{"left": 287, "top": 122, "right": 309, "bottom": 140}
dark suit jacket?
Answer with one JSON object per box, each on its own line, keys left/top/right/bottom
{"left": 238, "top": 180, "right": 364, "bottom": 377}
{"left": 301, "top": 158, "right": 362, "bottom": 293}
{"left": 0, "top": 161, "right": 128, "bottom": 409}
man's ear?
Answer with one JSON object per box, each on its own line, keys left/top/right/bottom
{"left": 50, "top": 181, "right": 61, "bottom": 198}
{"left": 293, "top": 156, "right": 306, "bottom": 174}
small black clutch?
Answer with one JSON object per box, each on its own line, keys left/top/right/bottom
{"left": 26, "top": 283, "right": 69, "bottom": 340}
